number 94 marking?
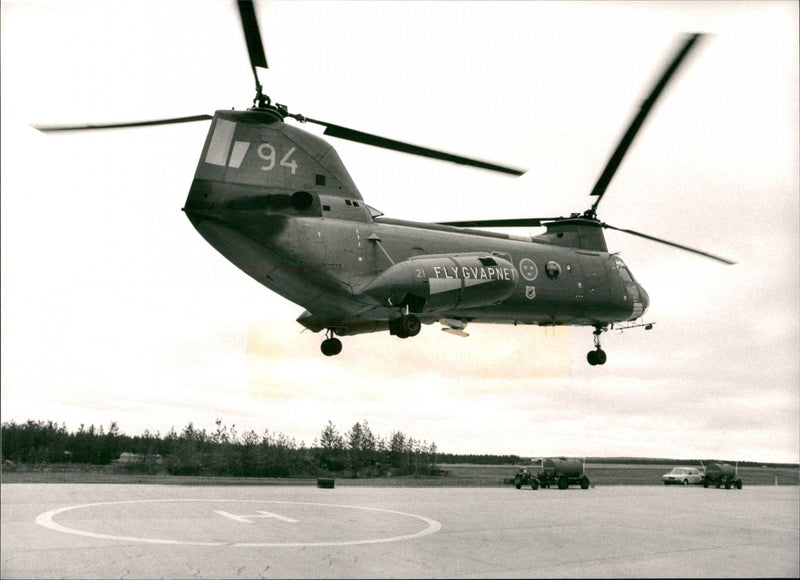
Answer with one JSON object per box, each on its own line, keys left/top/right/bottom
{"left": 258, "top": 144, "right": 298, "bottom": 174}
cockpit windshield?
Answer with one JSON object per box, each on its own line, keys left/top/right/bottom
{"left": 612, "top": 256, "right": 636, "bottom": 283}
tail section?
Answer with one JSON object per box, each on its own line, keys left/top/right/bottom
{"left": 185, "top": 109, "right": 362, "bottom": 212}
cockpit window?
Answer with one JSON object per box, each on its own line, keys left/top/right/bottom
{"left": 613, "top": 256, "right": 635, "bottom": 282}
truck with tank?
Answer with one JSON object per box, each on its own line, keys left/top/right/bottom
{"left": 702, "top": 462, "right": 743, "bottom": 489}
{"left": 515, "top": 458, "right": 591, "bottom": 490}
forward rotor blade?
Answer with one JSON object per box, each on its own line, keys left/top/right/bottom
{"left": 437, "top": 217, "right": 554, "bottom": 228}
{"left": 589, "top": 33, "right": 705, "bottom": 212}
{"left": 601, "top": 222, "right": 735, "bottom": 264}
{"left": 237, "top": 0, "right": 268, "bottom": 89}
{"left": 34, "top": 115, "right": 213, "bottom": 133}
{"left": 299, "top": 117, "right": 525, "bottom": 176}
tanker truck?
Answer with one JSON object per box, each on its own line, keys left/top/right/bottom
{"left": 702, "top": 462, "right": 743, "bottom": 489}
{"left": 522, "top": 458, "right": 590, "bottom": 490}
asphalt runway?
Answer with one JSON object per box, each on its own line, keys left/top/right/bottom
{"left": 2, "top": 483, "right": 797, "bottom": 578}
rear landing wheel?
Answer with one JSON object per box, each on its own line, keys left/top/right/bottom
{"left": 321, "top": 337, "right": 342, "bottom": 356}
{"left": 393, "top": 314, "right": 421, "bottom": 339}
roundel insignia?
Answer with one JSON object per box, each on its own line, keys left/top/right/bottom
{"left": 519, "top": 258, "right": 538, "bottom": 281}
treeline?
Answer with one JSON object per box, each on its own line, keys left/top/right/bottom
{"left": 437, "top": 453, "right": 522, "bottom": 465}
{"left": 0, "top": 419, "right": 439, "bottom": 478}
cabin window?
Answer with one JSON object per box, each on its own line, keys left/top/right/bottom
{"left": 323, "top": 205, "right": 331, "bottom": 212}
{"left": 345, "top": 199, "right": 352, "bottom": 206}
{"left": 353, "top": 201, "right": 360, "bottom": 207}
{"left": 479, "top": 257, "right": 497, "bottom": 267}
{"left": 316, "top": 174, "right": 326, "bottom": 186}
{"left": 545, "top": 261, "right": 561, "bottom": 279}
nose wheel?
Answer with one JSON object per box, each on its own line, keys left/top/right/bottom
{"left": 321, "top": 329, "right": 342, "bottom": 356}
{"left": 587, "top": 326, "right": 607, "bottom": 365}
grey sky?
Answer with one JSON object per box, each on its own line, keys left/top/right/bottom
{"left": 1, "top": 1, "right": 798, "bottom": 463}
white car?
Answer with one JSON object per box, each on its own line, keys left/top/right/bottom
{"left": 662, "top": 467, "right": 704, "bottom": 485}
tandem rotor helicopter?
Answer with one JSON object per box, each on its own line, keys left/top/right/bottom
{"left": 36, "top": 0, "right": 734, "bottom": 364}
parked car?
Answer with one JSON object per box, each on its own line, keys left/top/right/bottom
{"left": 662, "top": 467, "right": 704, "bottom": 485}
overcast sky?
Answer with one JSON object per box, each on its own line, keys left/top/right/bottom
{"left": 2, "top": 1, "right": 798, "bottom": 463}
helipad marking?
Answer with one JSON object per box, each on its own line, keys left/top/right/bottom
{"left": 214, "top": 509, "right": 299, "bottom": 524}
{"left": 35, "top": 499, "right": 441, "bottom": 547}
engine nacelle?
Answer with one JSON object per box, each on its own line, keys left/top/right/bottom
{"left": 363, "top": 252, "right": 517, "bottom": 313}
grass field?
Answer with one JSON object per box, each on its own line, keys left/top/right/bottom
{"left": 2, "top": 462, "right": 797, "bottom": 486}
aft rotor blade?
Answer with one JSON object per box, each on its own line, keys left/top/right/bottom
{"left": 601, "top": 222, "right": 735, "bottom": 264}
{"left": 300, "top": 116, "right": 525, "bottom": 176}
{"left": 34, "top": 115, "right": 213, "bottom": 132}
{"left": 237, "top": 0, "right": 268, "bottom": 89}
{"left": 589, "top": 33, "right": 705, "bottom": 212}
{"left": 437, "top": 217, "right": 555, "bottom": 228}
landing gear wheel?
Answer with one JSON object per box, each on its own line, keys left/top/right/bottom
{"left": 587, "top": 349, "right": 607, "bottom": 365}
{"left": 393, "top": 314, "right": 421, "bottom": 339}
{"left": 587, "top": 326, "right": 608, "bottom": 365}
{"left": 320, "top": 337, "right": 342, "bottom": 357}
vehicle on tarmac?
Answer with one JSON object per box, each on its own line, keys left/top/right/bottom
{"left": 514, "top": 468, "right": 534, "bottom": 489}
{"left": 515, "top": 458, "right": 591, "bottom": 490}
{"left": 702, "top": 462, "right": 743, "bottom": 489}
{"left": 662, "top": 467, "right": 704, "bottom": 485}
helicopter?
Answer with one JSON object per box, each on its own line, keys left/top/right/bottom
{"left": 36, "top": 0, "right": 734, "bottom": 365}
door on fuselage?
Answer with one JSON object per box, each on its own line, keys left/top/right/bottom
{"left": 578, "top": 252, "right": 610, "bottom": 317}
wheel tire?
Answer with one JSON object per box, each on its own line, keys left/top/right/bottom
{"left": 587, "top": 351, "right": 598, "bottom": 365}
{"left": 400, "top": 314, "right": 421, "bottom": 337}
{"left": 595, "top": 349, "right": 607, "bottom": 365}
{"left": 320, "top": 337, "right": 342, "bottom": 356}
{"left": 581, "top": 477, "right": 590, "bottom": 490}
{"left": 515, "top": 480, "right": 521, "bottom": 490}
{"left": 703, "top": 481, "right": 709, "bottom": 488}
{"left": 735, "top": 480, "right": 743, "bottom": 490}
{"left": 558, "top": 476, "right": 568, "bottom": 490}
{"left": 531, "top": 480, "right": 539, "bottom": 490}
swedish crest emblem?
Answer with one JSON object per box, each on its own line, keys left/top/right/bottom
{"left": 525, "top": 286, "right": 536, "bottom": 300}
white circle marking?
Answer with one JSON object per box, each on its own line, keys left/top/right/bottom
{"left": 519, "top": 258, "right": 538, "bottom": 281}
{"left": 35, "top": 499, "right": 442, "bottom": 547}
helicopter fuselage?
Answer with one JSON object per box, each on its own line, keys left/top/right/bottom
{"left": 183, "top": 110, "right": 649, "bottom": 339}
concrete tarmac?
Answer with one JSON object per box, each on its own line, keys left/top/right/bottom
{"left": 2, "top": 483, "right": 798, "bottom": 578}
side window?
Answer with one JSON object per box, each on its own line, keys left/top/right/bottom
{"left": 545, "top": 261, "right": 561, "bottom": 279}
